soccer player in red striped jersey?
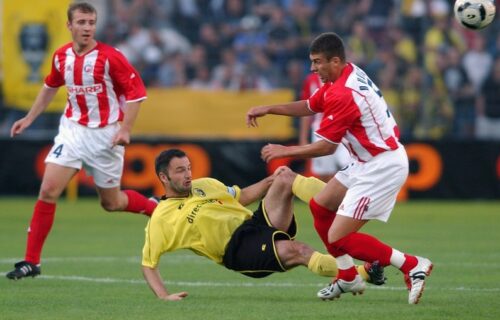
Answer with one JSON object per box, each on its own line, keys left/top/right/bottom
{"left": 6, "top": 2, "right": 157, "bottom": 280}
{"left": 246, "top": 32, "right": 432, "bottom": 304}
{"left": 298, "top": 73, "right": 351, "bottom": 182}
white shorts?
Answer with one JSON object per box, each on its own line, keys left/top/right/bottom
{"left": 45, "top": 116, "right": 125, "bottom": 188}
{"left": 310, "top": 132, "right": 351, "bottom": 175}
{"left": 335, "top": 145, "right": 408, "bottom": 222}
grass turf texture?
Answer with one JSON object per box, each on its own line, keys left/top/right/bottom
{"left": 0, "top": 198, "right": 499, "bottom": 320}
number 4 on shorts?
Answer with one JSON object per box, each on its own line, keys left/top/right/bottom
{"left": 52, "top": 144, "right": 64, "bottom": 158}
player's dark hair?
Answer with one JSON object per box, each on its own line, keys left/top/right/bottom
{"left": 309, "top": 32, "right": 346, "bottom": 62}
{"left": 155, "top": 149, "right": 187, "bottom": 177}
{"left": 67, "top": 2, "right": 97, "bottom": 22}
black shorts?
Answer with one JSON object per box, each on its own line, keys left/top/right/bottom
{"left": 222, "top": 201, "right": 297, "bottom": 278}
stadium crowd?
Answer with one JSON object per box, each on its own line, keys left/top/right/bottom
{"left": 1, "top": 0, "right": 500, "bottom": 140}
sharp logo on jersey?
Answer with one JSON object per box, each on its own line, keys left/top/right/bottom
{"left": 67, "top": 84, "right": 103, "bottom": 95}
{"left": 193, "top": 188, "right": 206, "bottom": 197}
{"left": 261, "top": 244, "right": 267, "bottom": 251}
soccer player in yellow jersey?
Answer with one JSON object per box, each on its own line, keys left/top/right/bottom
{"left": 142, "top": 149, "right": 385, "bottom": 300}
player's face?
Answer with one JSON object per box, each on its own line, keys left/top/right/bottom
{"left": 67, "top": 10, "right": 97, "bottom": 52}
{"left": 309, "top": 53, "right": 342, "bottom": 83}
{"left": 164, "top": 157, "right": 192, "bottom": 195}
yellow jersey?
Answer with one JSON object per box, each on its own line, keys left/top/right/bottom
{"left": 142, "top": 178, "right": 253, "bottom": 268}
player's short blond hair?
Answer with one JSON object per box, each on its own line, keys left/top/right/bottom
{"left": 67, "top": 2, "right": 97, "bottom": 22}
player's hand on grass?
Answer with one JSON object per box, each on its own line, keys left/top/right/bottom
{"left": 159, "top": 292, "right": 189, "bottom": 301}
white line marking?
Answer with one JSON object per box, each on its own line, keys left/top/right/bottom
{"left": 1, "top": 273, "right": 499, "bottom": 292}
{"left": 2, "top": 257, "right": 500, "bottom": 292}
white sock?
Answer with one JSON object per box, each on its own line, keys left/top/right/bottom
{"left": 390, "top": 249, "right": 405, "bottom": 268}
{"left": 335, "top": 254, "right": 355, "bottom": 270}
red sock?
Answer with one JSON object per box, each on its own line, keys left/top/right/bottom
{"left": 328, "top": 232, "right": 393, "bottom": 266}
{"left": 338, "top": 266, "right": 358, "bottom": 282}
{"left": 400, "top": 254, "right": 418, "bottom": 274}
{"left": 123, "top": 190, "right": 157, "bottom": 216}
{"left": 25, "top": 200, "right": 56, "bottom": 264}
{"left": 309, "top": 198, "right": 336, "bottom": 246}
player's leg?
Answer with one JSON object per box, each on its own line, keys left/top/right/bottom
{"left": 323, "top": 149, "right": 432, "bottom": 303}
{"left": 308, "top": 176, "right": 346, "bottom": 246}
{"left": 95, "top": 186, "right": 157, "bottom": 216}
{"left": 6, "top": 163, "right": 77, "bottom": 280}
{"left": 274, "top": 240, "right": 385, "bottom": 283}
{"left": 86, "top": 131, "right": 157, "bottom": 216}
{"left": 261, "top": 167, "right": 296, "bottom": 231}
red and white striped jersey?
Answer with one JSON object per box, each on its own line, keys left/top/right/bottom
{"left": 307, "top": 63, "right": 400, "bottom": 162}
{"left": 45, "top": 42, "right": 146, "bottom": 128}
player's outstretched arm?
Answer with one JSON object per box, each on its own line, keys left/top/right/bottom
{"left": 261, "top": 140, "right": 338, "bottom": 162}
{"left": 246, "top": 100, "right": 312, "bottom": 127}
{"left": 10, "top": 86, "right": 59, "bottom": 137}
{"left": 142, "top": 266, "right": 188, "bottom": 301}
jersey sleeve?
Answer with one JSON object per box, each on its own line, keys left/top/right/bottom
{"left": 44, "top": 51, "right": 65, "bottom": 88}
{"left": 230, "top": 185, "right": 242, "bottom": 201}
{"left": 108, "top": 48, "right": 147, "bottom": 103}
{"left": 141, "top": 219, "right": 167, "bottom": 268}
{"left": 315, "top": 92, "right": 359, "bottom": 143}
{"left": 307, "top": 84, "right": 327, "bottom": 113}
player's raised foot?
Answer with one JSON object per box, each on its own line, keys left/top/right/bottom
{"left": 6, "top": 261, "right": 41, "bottom": 280}
{"left": 317, "top": 275, "right": 366, "bottom": 301}
{"left": 365, "top": 261, "right": 386, "bottom": 285}
{"left": 406, "top": 256, "right": 433, "bottom": 304}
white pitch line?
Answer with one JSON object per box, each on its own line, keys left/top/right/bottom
{"left": 1, "top": 273, "right": 500, "bottom": 293}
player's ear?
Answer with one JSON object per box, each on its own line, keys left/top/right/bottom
{"left": 158, "top": 172, "right": 169, "bottom": 184}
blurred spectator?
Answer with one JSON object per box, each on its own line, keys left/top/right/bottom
{"left": 347, "top": 21, "right": 377, "bottom": 68}
{"left": 198, "top": 23, "right": 225, "bottom": 71}
{"left": 462, "top": 35, "right": 493, "bottom": 92}
{"left": 233, "top": 15, "right": 267, "bottom": 64}
{"left": 476, "top": 57, "right": 500, "bottom": 140}
{"left": 189, "top": 65, "right": 214, "bottom": 90}
{"left": 443, "top": 48, "right": 476, "bottom": 138}
{"left": 399, "top": 66, "right": 424, "bottom": 139}
{"left": 423, "top": 15, "right": 465, "bottom": 76}
{"left": 211, "top": 48, "right": 245, "bottom": 90}
{"left": 156, "top": 52, "right": 187, "bottom": 87}
{"left": 4, "top": 0, "right": 500, "bottom": 141}
{"left": 263, "top": 7, "right": 298, "bottom": 71}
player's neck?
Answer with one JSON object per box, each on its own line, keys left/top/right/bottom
{"left": 73, "top": 40, "right": 97, "bottom": 56}
{"left": 164, "top": 189, "right": 190, "bottom": 199}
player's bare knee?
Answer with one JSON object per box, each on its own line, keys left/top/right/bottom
{"left": 38, "top": 184, "right": 61, "bottom": 202}
{"left": 100, "top": 198, "right": 120, "bottom": 212}
{"left": 272, "top": 172, "right": 295, "bottom": 195}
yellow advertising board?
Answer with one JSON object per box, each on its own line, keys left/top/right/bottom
{"left": 2, "top": 0, "right": 70, "bottom": 111}
{"left": 134, "top": 88, "right": 296, "bottom": 139}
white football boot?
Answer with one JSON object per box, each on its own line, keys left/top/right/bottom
{"left": 406, "top": 256, "right": 433, "bottom": 304}
{"left": 317, "top": 275, "right": 366, "bottom": 300}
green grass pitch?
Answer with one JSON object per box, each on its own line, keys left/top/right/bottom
{"left": 1, "top": 198, "right": 499, "bottom": 320}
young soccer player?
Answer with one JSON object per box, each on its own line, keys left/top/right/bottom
{"left": 246, "top": 32, "right": 432, "bottom": 304}
{"left": 6, "top": 2, "right": 157, "bottom": 280}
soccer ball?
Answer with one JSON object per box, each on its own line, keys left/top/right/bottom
{"left": 454, "top": 0, "right": 496, "bottom": 29}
